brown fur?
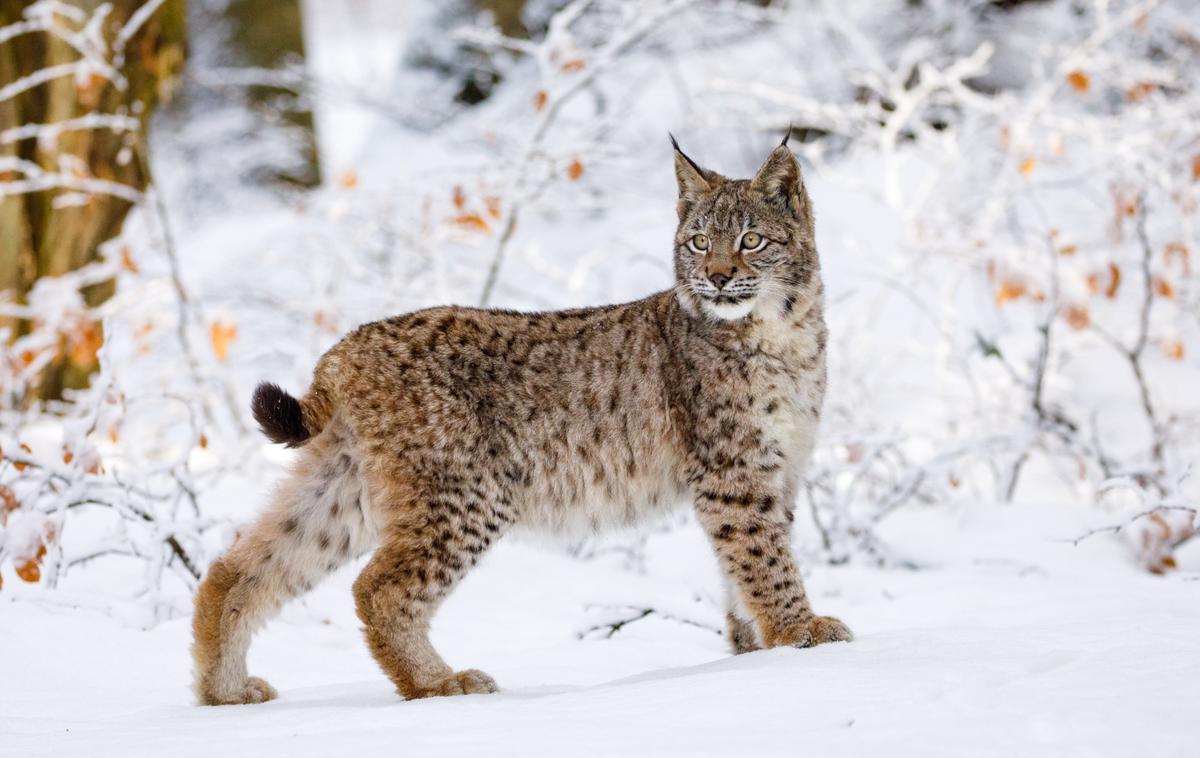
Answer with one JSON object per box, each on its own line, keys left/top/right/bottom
{"left": 191, "top": 141, "right": 852, "bottom": 705}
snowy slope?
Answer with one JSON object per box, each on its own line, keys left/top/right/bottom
{"left": 3, "top": 2, "right": 1198, "bottom": 756}
{"left": 3, "top": 503, "right": 1198, "bottom": 758}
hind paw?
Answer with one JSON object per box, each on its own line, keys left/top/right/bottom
{"left": 199, "top": 676, "right": 278, "bottom": 706}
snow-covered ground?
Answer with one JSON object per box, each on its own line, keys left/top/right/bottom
{"left": 3, "top": 2, "right": 1198, "bottom": 756}
{"left": 3, "top": 503, "right": 1197, "bottom": 757}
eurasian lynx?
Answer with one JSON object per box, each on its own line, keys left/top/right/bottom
{"left": 191, "top": 137, "right": 852, "bottom": 705}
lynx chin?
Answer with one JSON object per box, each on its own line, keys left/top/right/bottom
{"left": 191, "top": 136, "right": 852, "bottom": 705}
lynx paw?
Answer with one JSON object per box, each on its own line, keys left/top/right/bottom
{"left": 200, "top": 676, "right": 278, "bottom": 706}
{"left": 781, "top": 616, "right": 854, "bottom": 648}
{"left": 413, "top": 669, "right": 499, "bottom": 699}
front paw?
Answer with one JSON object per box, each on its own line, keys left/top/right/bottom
{"left": 410, "top": 669, "right": 499, "bottom": 699}
{"left": 778, "top": 616, "right": 854, "bottom": 648}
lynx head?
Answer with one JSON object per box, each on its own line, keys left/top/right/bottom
{"left": 671, "top": 135, "right": 818, "bottom": 322}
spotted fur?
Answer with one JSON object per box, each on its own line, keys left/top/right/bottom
{"left": 190, "top": 140, "right": 852, "bottom": 706}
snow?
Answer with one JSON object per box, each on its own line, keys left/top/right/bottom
{"left": 3, "top": 503, "right": 1198, "bottom": 757}
{"left": 3, "top": 1, "right": 1199, "bottom": 755}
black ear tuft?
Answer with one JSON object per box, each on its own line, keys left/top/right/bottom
{"left": 781, "top": 125, "right": 793, "bottom": 147}
{"left": 671, "top": 134, "right": 721, "bottom": 209}
{"left": 750, "top": 144, "right": 801, "bottom": 211}
{"left": 670, "top": 132, "right": 709, "bottom": 183}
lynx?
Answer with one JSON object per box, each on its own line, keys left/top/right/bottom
{"left": 191, "top": 137, "right": 852, "bottom": 705}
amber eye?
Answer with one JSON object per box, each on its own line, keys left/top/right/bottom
{"left": 740, "top": 231, "right": 763, "bottom": 250}
{"left": 690, "top": 233, "right": 709, "bottom": 252}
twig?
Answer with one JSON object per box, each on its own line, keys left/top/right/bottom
{"left": 1060, "top": 505, "right": 1198, "bottom": 547}
{"left": 578, "top": 604, "right": 722, "bottom": 640}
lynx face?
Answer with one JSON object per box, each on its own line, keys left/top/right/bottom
{"left": 672, "top": 139, "right": 817, "bottom": 322}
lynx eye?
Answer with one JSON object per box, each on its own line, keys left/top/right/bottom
{"left": 689, "top": 233, "right": 710, "bottom": 253}
{"left": 740, "top": 231, "right": 764, "bottom": 251}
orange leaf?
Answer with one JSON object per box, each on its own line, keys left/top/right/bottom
{"left": 66, "top": 319, "right": 102, "bottom": 368}
{"left": 62, "top": 446, "right": 74, "bottom": 464}
{"left": 561, "top": 58, "right": 585, "bottom": 73}
{"left": 12, "top": 443, "right": 32, "bottom": 472}
{"left": 210, "top": 321, "right": 237, "bottom": 362}
{"left": 1192, "top": 154, "right": 1200, "bottom": 182}
{"left": 121, "top": 246, "right": 139, "bottom": 274}
{"left": 1019, "top": 157, "right": 1036, "bottom": 176}
{"left": 1163, "top": 338, "right": 1184, "bottom": 361}
{"left": 1163, "top": 242, "right": 1191, "bottom": 274}
{"left": 1062, "top": 303, "right": 1090, "bottom": 330}
{"left": 1152, "top": 277, "right": 1175, "bottom": 299}
{"left": 1104, "top": 263, "right": 1121, "bottom": 298}
{"left": 0, "top": 484, "right": 18, "bottom": 527}
{"left": 1126, "top": 81, "right": 1155, "bottom": 102}
{"left": 566, "top": 158, "right": 584, "bottom": 182}
{"left": 198, "top": 433, "right": 208, "bottom": 449}
{"left": 485, "top": 196, "right": 501, "bottom": 220}
{"left": 452, "top": 185, "right": 466, "bottom": 210}
{"left": 15, "top": 559, "right": 40, "bottom": 583}
{"left": 452, "top": 214, "right": 490, "bottom": 233}
{"left": 0, "top": 484, "right": 17, "bottom": 513}
{"left": 1058, "top": 244, "right": 1078, "bottom": 256}
{"left": 1066, "top": 70, "right": 1090, "bottom": 93}
{"left": 339, "top": 171, "right": 358, "bottom": 189}
{"left": 995, "top": 278, "right": 1027, "bottom": 306}
{"left": 533, "top": 90, "right": 548, "bottom": 112}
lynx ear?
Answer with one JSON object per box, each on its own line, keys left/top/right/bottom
{"left": 670, "top": 134, "right": 721, "bottom": 200}
{"left": 750, "top": 143, "right": 803, "bottom": 211}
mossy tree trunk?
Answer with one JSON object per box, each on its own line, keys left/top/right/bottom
{"left": 0, "top": 0, "right": 185, "bottom": 400}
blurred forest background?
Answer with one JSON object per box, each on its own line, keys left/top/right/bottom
{"left": 1, "top": 0, "right": 1198, "bottom": 620}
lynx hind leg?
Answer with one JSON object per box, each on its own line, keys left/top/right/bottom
{"left": 192, "top": 427, "right": 374, "bottom": 705}
{"left": 353, "top": 470, "right": 513, "bottom": 700}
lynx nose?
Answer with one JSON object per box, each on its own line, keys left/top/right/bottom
{"left": 708, "top": 272, "right": 731, "bottom": 290}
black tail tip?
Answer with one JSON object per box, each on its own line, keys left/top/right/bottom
{"left": 251, "top": 382, "right": 310, "bottom": 448}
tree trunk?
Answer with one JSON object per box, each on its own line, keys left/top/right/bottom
{"left": 0, "top": 0, "right": 185, "bottom": 400}
{"left": 221, "top": 0, "right": 319, "bottom": 188}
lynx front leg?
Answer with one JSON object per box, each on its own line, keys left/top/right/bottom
{"left": 696, "top": 491, "right": 852, "bottom": 650}
{"left": 719, "top": 578, "right": 761, "bottom": 654}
